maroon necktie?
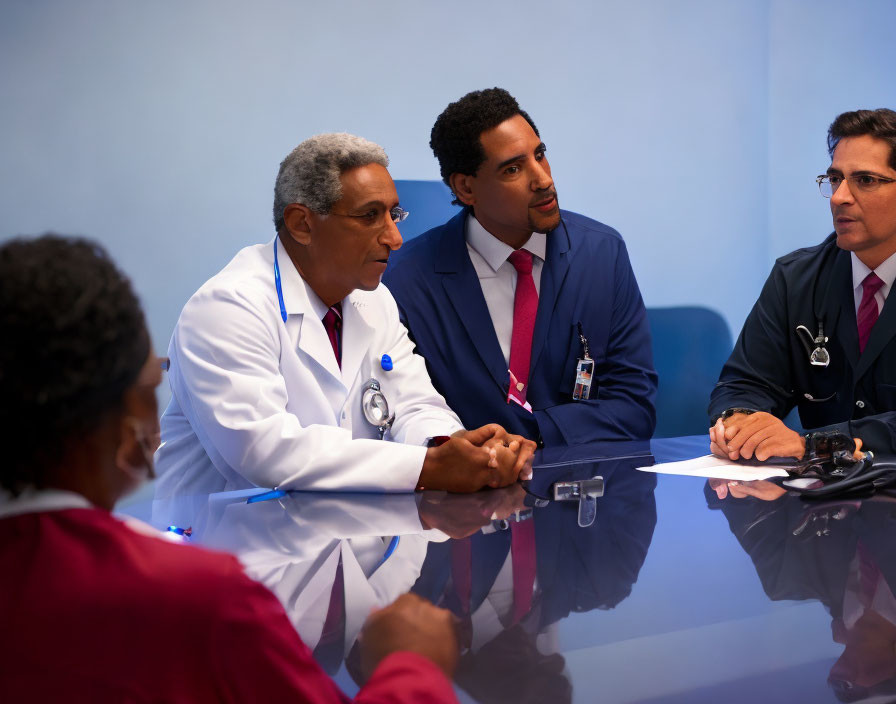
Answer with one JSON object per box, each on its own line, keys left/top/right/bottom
{"left": 450, "top": 539, "right": 472, "bottom": 616}
{"left": 857, "top": 272, "right": 884, "bottom": 354}
{"left": 510, "top": 519, "right": 536, "bottom": 623}
{"left": 312, "top": 557, "right": 345, "bottom": 671}
{"left": 856, "top": 541, "right": 881, "bottom": 610}
{"left": 322, "top": 303, "right": 342, "bottom": 368}
{"left": 508, "top": 250, "right": 538, "bottom": 402}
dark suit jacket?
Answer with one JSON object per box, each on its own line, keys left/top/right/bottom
{"left": 705, "top": 487, "right": 896, "bottom": 617}
{"left": 709, "top": 233, "right": 896, "bottom": 453}
{"left": 383, "top": 210, "right": 657, "bottom": 445}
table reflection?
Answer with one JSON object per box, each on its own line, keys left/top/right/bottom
{"left": 153, "top": 451, "right": 658, "bottom": 700}
{"left": 706, "top": 485, "right": 896, "bottom": 701}
{"left": 416, "top": 458, "right": 657, "bottom": 704}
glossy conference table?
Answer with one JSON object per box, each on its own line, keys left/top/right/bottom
{"left": 130, "top": 437, "right": 896, "bottom": 704}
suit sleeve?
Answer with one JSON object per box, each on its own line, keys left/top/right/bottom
{"left": 209, "top": 567, "right": 458, "bottom": 704}
{"left": 534, "top": 240, "right": 657, "bottom": 444}
{"left": 815, "top": 413, "right": 896, "bottom": 454}
{"left": 708, "top": 264, "right": 797, "bottom": 423}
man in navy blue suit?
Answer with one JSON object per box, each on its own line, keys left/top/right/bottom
{"left": 383, "top": 88, "right": 656, "bottom": 446}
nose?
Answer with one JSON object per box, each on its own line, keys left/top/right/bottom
{"left": 830, "top": 178, "right": 854, "bottom": 205}
{"left": 531, "top": 158, "right": 553, "bottom": 191}
{"left": 381, "top": 215, "right": 403, "bottom": 250}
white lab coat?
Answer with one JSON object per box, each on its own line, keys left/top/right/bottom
{"left": 198, "top": 491, "right": 446, "bottom": 654}
{"left": 155, "top": 238, "right": 463, "bottom": 499}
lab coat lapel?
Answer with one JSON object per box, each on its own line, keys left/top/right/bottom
{"left": 277, "top": 239, "right": 345, "bottom": 386}
{"left": 437, "top": 213, "right": 508, "bottom": 393}
{"left": 341, "top": 293, "right": 374, "bottom": 390}
{"left": 530, "top": 218, "right": 571, "bottom": 372}
{"left": 295, "top": 314, "right": 344, "bottom": 386}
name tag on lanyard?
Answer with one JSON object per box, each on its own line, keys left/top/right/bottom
{"left": 573, "top": 322, "right": 593, "bottom": 401}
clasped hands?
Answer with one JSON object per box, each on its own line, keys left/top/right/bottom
{"left": 419, "top": 424, "right": 536, "bottom": 493}
{"left": 710, "top": 411, "right": 806, "bottom": 462}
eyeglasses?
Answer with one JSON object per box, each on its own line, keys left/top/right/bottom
{"left": 816, "top": 173, "right": 896, "bottom": 198}
{"left": 328, "top": 206, "right": 410, "bottom": 224}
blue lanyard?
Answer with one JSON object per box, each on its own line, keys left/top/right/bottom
{"left": 273, "top": 239, "right": 288, "bottom": 323}
{"left": 373, "top": 536, "right": 400, "bottom": 572}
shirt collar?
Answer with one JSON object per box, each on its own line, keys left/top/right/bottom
{"left": 851, "top": 250, "right": 896, "bottom": 294}
{"left": 0, "top": 488, "right": 93, "bottom": 519}
{"left": 465, "top": 214, "right": 547, "bottom": 274}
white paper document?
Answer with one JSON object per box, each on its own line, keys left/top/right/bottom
{"left": 637, "top": 454, "right": 791, "bottom": 481}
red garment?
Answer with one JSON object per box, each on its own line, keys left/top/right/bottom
{"left": 0, "top": 508, "right": 457, "bottom": 704}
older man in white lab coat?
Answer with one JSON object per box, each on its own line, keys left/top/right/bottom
{"left": 156, "top": 133, "right": 534, "bottom": 500}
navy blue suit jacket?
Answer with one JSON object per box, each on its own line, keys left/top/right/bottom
{"left": 383, "top": 210, "right": 657, "bottom": 445}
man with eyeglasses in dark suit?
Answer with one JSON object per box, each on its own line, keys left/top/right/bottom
{"left": 710, "top": 108, "right": 896, "bottom": 463}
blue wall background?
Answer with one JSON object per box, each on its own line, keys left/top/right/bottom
{"left": 2, "top": 0, "right": 894, "bottom": 359}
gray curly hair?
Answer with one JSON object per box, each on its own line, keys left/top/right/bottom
{"left": 273, "top": 133, "right": 390, "bottom": 232}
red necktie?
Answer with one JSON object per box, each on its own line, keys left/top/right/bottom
{"left": 450, "top": 539, "right": 472, "bottom": 616}
{"left": 856, "top": 541, "right": 881, "bottom": 609}
{"left": 322, "top": 303, "right": 342, "bottom": 368}
{"left": 510, "top": 519, "right": 536, "bottom": 623}
{"left": 508, "top": 250, "right": 538, "bottom": 402}
{"left": 857, "top": 272, "right": 884, "bottom": 354}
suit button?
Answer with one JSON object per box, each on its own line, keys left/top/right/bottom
{"left": 856, "top": 400, "right": 865, "bottom": 409}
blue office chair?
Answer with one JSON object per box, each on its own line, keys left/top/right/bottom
{"left": 647, "top": 306, "right": 733, "bottom": 438}
{"left": 394, "top": 179, "right": 462, "bottom": 241}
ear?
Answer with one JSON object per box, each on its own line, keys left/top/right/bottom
{"left": 114, "top": 415, "right": 147, "bottom": 480}
{"left": 449, "top": 173, "right": 476, "bottom": 207}
{"left": 283, "top": 203, "right": 314, "bottom": 245}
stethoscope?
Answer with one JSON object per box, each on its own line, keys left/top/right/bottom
{"left": 793, "top": 237, "right": 844, "bottom": 370}
{"left": 274, "top": 239, "right": 395, "bottom": 438}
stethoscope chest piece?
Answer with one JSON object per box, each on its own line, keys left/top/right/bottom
{"left": 796, "top": 324, "right": 830, "bottom": 368}
{"left": 809, "top": 346, "right": 830, "bottom": 367}
{"left": 361, "top": 378, "right": 395, "bottom": 439}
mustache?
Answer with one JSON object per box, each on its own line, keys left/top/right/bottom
{"left": 530, "top": 189, "right": 558, "bottom": 207}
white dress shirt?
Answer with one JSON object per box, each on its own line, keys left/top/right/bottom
{"left": 465, "top": 215, "right": 547, "bottom": 365}
{"left": 851, "top": 250, "right": 896, "bottom": 314}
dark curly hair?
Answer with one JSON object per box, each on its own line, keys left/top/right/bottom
{"left": 828, "top": 108, "right": 896, "bottom": 170}
{"left": 430, "top": 88, "right": 540, "bottom": 205}
{"left": 0, "top": 235, "right": 149, "bottom": 494}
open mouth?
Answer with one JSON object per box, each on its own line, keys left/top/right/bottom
{"left": 531, "top": 195, "right": 558, "bottom": 212}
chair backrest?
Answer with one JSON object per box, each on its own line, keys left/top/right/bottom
{"left": 394, "top": 179, "right": 462, "bottom": 241}
{"left": 647, "top": 306, "right": 733, "bottom": 438}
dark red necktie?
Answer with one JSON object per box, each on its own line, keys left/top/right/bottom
{"left": 857, "top": 272, "right": 884, "bottom": 354}
{"left": 322, "top": 303, "right": 342, "bottom": 368}
{"left": 856, "top": 541, "right": 881, "bottom": 609}
{"left": 312, "top": 558, "right": 345, "bottom": 672}
{"left": 510, "top": 519, "right": 536, "bottom": 623}
{"left": 450, "top": 539, "right": 472, "bottom": 616}
{"left": 508, "top": 250, "right": 538, "bottom": 402}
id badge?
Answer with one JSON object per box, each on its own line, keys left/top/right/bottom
{"left": 572, "top": 357, "right": 594, "bottom": 401}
